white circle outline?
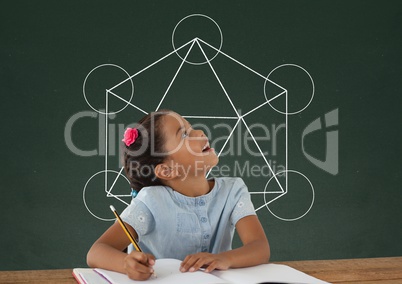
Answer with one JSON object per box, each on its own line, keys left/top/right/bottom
{"left": 83, "top": 169, "right": 131, "bottom": 221}
{"left": 83, "top": 64, "right": 134, "bottom": 115}
{"left": 264, "top": 64, "right": 315, "bottom": 115}
{"left": 263, "top": 169, "right": 315, "bottom": 221}
{"left": 171, "top": 14, "right": 223, "bottom": 65}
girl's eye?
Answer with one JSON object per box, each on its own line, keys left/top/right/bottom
{"left": 181, "top": 130, "right": 189, "bottom": 139}
{"left": 181, "top": 126, "right": 192, "bottom": 138}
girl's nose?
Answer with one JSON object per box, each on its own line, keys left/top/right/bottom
{"left": 191, "top": 128, "right": 206, "bottom": 138}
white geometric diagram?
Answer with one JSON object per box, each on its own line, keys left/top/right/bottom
{"left": 82, "top": 14, "right": 315, "bottom": 222}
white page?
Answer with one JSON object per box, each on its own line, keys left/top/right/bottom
{"left": 212, "top": 263, "right": 330, "bottom": 284}
{"left": 73, "top": 268, "right": 110, "bottom": 284}
{"left": 95, "top": 259, "right": 227, "bottom": 284}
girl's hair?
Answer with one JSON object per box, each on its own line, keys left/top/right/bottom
{"left": 123, "top": 109, "right": 170, "bottom": 192}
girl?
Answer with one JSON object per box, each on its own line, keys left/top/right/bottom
{"left": 87, "top": 110, "right": 270, "bottom": 280}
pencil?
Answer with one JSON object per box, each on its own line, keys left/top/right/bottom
{"left": 109, "top": 205, "right": 142, "bottom": 252}
{"left": 110, "top": 205, "right": 157, "bottom": 278}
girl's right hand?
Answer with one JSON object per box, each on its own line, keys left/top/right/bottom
{"left": 123, "top": 251, "right": 155, "bottom": 280}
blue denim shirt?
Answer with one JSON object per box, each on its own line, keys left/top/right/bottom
{"left": 120, "top": 177, "right": 256, "bottom": 260}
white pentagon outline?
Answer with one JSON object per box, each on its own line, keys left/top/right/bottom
{"left": 82, "top": 15, "right": 317, "bottom": 222}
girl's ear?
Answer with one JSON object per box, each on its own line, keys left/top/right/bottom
{"left": 154, "top": 163, "right": 177, "bottom": 181}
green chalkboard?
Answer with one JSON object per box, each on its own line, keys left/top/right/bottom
{"left": 1, "top": 0, "right": 401, "bottom": 270}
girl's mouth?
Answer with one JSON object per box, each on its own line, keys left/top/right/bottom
{"left": 202, "top": 143, "right": 212, "bottom": 153}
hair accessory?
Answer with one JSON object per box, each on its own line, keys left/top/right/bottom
{"left": 122, "top": 128, "right": 139, "bottom": 147}
{"left": 131, "top": 189, "right": 138, "bottom": 198}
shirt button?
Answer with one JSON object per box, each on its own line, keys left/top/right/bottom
{"left": 200, "top": 217, "right": 207, "bottom": 223}
{"left": 202, "top": 247, "right": 208, "bottom": 252}
{"left": 203, "top": 234, "right": 210, "bottom": 239}
{"left": 199, "top": 200, "right": 205, "bottom": 206}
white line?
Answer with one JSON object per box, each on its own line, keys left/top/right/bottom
{"left": 197, "top": 37, "right": 287, "bottom": 93}
{"left": 109, "top": 38, "right": 195, "bottom": 92}
{"left": 267, "top": 90, "right": 287, "bottom": 103}
{"left": 250, "top": 191, "right": 284, "bottom": 194}
{"left": 206, "top": 118, "right": 241, "bottom": 177}
{"left": 216, "top": 118, "right": 241, "bottom": 157}
{"left": 105, "top": 192, "right": 130, "bottom": 206}
{"left": 106, "top": 167, "right": 125, "bottom": 195}
{"left": 255, "top": 192, "right": 287, "bottom": 212}
{"left": 104, "top": 91, "right": 108, "bottom": 193}
{"left": 196, "top": 39, "right": 240, "bottom": 117}
{"left": 107, "top": 89, "right": 148, "bottom": 115}
{"left": 241, "top": 90, "right": 286, "bottom": 118}
{"left": 183, "top": 115, "right": 238, "bottom": 119}
{"left": 285, "top": 90, "right": 288, "bottom": 193}
{"left": 156, "top": 39, "right": 196, "bottom": 111}
{"left": 242, "top": 101, "right": 269, "bottom": 118}
{"left": 107, "top": 194, "right": 132, "bottom": 197}
{"left": 241, "top": 117, "right": 285, "bottom": 193}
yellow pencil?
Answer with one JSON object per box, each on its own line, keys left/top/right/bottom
{"left": 110, "top": 205, "right": 156, "bottom": 278}
{"left": 109, "top": 205, "right": 142, "bottom": 252}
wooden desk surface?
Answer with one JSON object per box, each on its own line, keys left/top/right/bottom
{"left": 0, "top": 257, "right": 401, "bottom": 283}
{"left": 278, "top": 257, "right": 402, "bottom": 284}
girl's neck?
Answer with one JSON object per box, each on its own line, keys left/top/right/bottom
{"left": 166, "top": 175, "right": 214, "bottom": 197}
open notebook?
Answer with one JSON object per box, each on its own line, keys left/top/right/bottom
{"left": 73, "top": 258, "right": 329, "bottom": 284}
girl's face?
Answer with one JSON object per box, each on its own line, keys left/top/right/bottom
{"left": 161, "top": 112, "right": 218, "bottom": 177}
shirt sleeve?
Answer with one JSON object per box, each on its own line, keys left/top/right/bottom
{"left": 120, "top": 199, "right": 155, "bottom": 239}
{"left": 230, "top": 178, "right": 256, "bottom": 226}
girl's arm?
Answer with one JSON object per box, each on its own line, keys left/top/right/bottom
{"left": 180, "top": 215, "right": 270, "bottom": 272}
{"left": 87, "top": 222, "right": 155, "bottom": 280}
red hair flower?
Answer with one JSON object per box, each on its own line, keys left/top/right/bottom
{"left": 122, "top": 128, "right": 139, "bottom": 147}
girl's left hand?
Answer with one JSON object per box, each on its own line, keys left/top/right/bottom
{"left": 180, "top": 252, "right": 230, "bottom": 273}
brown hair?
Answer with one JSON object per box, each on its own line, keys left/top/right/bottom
{"left": 123, "top": 110, "right": 170, "bottom": 192}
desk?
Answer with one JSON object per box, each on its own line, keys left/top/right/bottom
{"left": 0, "top": 257, "right": 401, "bottom": 283}
{"left": 278, "top": 257, "right": 402, "bottom": 283}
